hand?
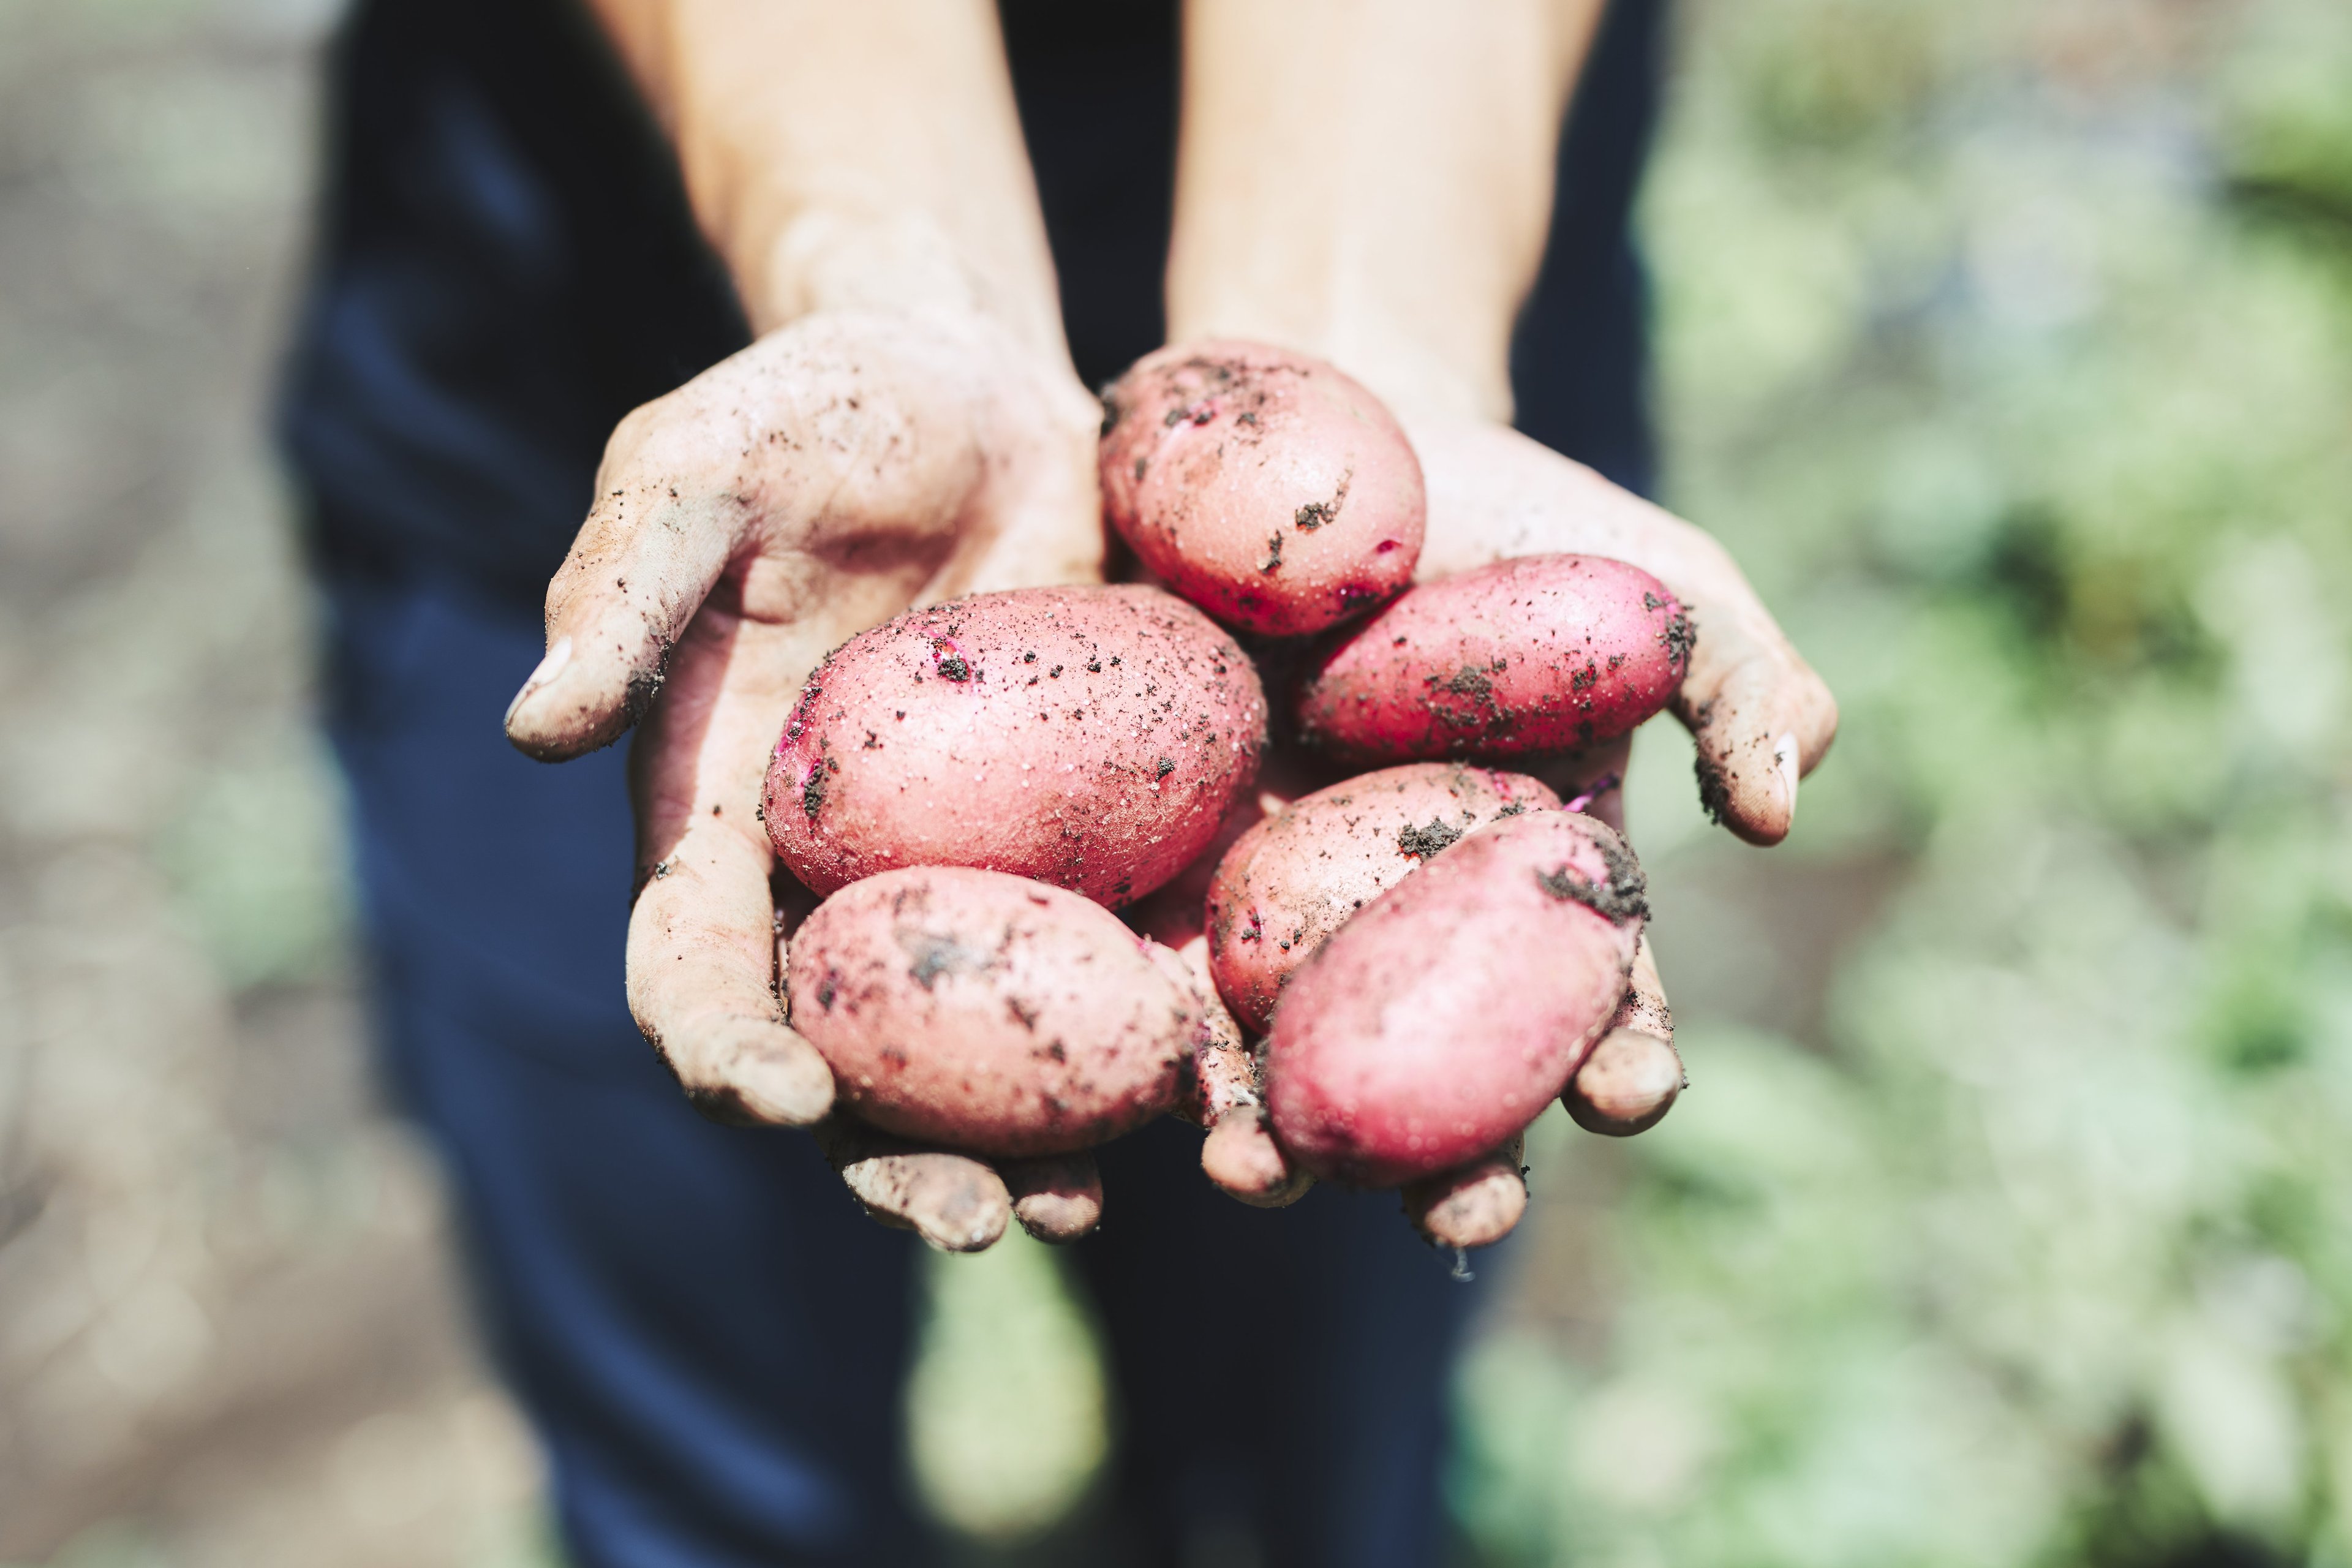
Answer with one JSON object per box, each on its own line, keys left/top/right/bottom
{"left": 1401, "top": 414, "right": 1834, "bottom": 1245}
{"left": 1409, "top": 415, "right": 1838, "bottom": 843}
{"left": 1144, "top": 410, "right": 1835, "bottom": 1251}
{"left": 503, "top": 306, "right": 1109, "bottom": 1248}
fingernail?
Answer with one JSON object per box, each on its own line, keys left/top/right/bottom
{"left": 504, "top": 636, "right": 572, "bottom": 728}
{"left": 1773, "top": 732, "right": 1800, "bottom": 826}
{"left": 737, "top": 1037, "right": 835, "bottom": 1126}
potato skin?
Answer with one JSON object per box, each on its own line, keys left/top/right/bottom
{"left": 785, "top": 867, "right": 1198, "bottom": 1157}
{"left": 1205, "top": 763, "right": 1564, "bottom": 1035}
{"left": 1099, "top": 342, "right": 1425, "bottom": 638}
{"left": 766, "top": 584, "right": 1266, "bottom": 908}
{"left": 1294, "top": 554, "right": 1692, "bottom": 763}
{"left": 1264, "top": 810, "right": 1645, "bottom": 1185}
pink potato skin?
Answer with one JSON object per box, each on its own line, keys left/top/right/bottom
{"left": 1264, "top": 810, "right": 1645, "bottom": 1186}
{"left": 785, "top": 867, "right": 1198, "bottom": 1158}
{"left": 1099, "top": 342, "right": 1426, "bottom": 638}
{"left": 1205, "top": 763, "right": 1565, "bottom": 1036}
{"left": 766, "top": 585, "right": 1267, "bottom": 908}
{"left": 1294, "top": 554, "right": 1693, "bottom": 763}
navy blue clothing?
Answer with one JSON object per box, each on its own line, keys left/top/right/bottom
{"left": 284, "top": 1, "right": 1665, "bottom": 1563}
{"left": 320, "top": 565, "right": 1495, "bottom": 1567}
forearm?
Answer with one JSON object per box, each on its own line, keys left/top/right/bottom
{"left": 587, "top": 0, "right": 1067, "bottom": 354}
{"left": 1166, "top": 0, "right": 1607, "bottom": 421}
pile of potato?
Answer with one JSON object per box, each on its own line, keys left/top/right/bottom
{"left": 769, "top": 342, "right": 1694, "bottom": 1250}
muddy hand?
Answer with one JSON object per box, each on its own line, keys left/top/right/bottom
{"left": 503, "top": 309, "right": 1100, "bottom": 1142}
{"left": 1410, "top": 417, "right": 1838, "bottom": 846}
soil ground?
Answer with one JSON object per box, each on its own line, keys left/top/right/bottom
{"left": 0, "top": 1, "right": 546, "bottom": 1562}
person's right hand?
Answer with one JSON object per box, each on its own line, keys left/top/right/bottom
{"left": 503, "top": 306, "right": 1111, "bottom": 1251}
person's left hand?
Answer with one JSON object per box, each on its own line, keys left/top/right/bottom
{"left": 1145, "top": 410, "right": 1838, "bottom": 1252}
{"left": 1400, "top": 413, "right": 1837, "bottom": 1242}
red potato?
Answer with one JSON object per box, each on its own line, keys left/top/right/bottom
{"left": 1099, "top": 342, "right": 1425, "bottom": 637}
{"left": 1264, "top": 810, "right": 1645, "bottom": 1186}
{"left": 1205, "top": 763, "right": 1564, "bottom": 1035}
{"left": 785, "top": 867, "right": 1199, "bottom": 1158}
{"left": 1294, "top": 554, "right": 1692, "bottom": 763}
{"left": 766, "top": 584, "right": 1266, "bottom": 908}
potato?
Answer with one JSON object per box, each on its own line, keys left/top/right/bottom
{"left": 1205, "top": 763, "right": 1563, "bottom": 1034}
{"left": 785, "top": 867, "right": 1198, "bottom": 1157}
{"left": 766, "top": 584, "right": 1266, "bottom": 907}
{"left": 1099, "top": 342, "right": 1425, "bottom": 637}
{"left": 1294, "top": 554, "right": 1692, "bottom": 763}
{"left": 1264, "top": 810, "right": 1645, "bottom": 1185}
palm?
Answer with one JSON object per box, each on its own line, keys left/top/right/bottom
{"left": 507, "top": 308, "right": 1101, "bottom": 1141}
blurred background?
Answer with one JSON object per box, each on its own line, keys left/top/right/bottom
{"left": 0, "top": 0, "right": 2346, "bottom": 1564}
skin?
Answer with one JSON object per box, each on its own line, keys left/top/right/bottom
{"left": 512, "top": 0, "right": 1836, "bottom": 1250}
{"left": 1167, "top": 0, "right": 1834, "bottom": 1245}
{"left": 1568, "top": 935, "right": 1683, "bottom": 1137}
{"left": 1404, "top": 1135, "right": 1529, "bottom": 1251}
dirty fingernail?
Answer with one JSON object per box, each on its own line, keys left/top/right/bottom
{"left": 504, "top": 636, "right": 573, "bottom": 728}
{"left": 1774, "top": 732, "right": 1800, "bottom": 826}
{"left": 736, "top": 1036, "right": 835, "bottom": 1126}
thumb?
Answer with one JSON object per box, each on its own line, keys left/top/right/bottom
{"left": 1674, "top": 613, "right": 1838, "bottom": 846}
{"left": 502, "top": 311, "right": 1001, "bottom": 761}
{"left": 504, "top": 466, "right": 741, "bottom": 761}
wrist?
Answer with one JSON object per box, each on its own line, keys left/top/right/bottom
{"left": 731, "top": 198, "right": 1069, "bottom": 366}
{"left": 1161, "top": 288, "right": 1513, "bottom": 426}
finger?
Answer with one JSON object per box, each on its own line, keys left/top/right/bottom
{"left": 1403, "top": 421, "right": 1836, "bottom": 845}
{"left": 1202, "top": 1107, "right": 1314, "bottom": 1208}
{"left": 1190, "top": 1011, "right": 1314, "bottom": 1206}
{"left": 1674, "top": 616, "right": 1838, "bottom": 846}
{"left": 503, "top": 318, "right": 997, "bottom": 762}
{"left": 627, "top": 816, "right": 835, "bottom": 1126}
{"left": 1126, "top": 869, "right": 1269, "bottom": 1131}
{"left": 1177, "top": 974, "right": 1261, "bottom": 1129}
{"left": 624, "top": 574, "right": 839, "bottom": 1125}
{"left": 1001, "top": 1152, "right": 1104, "bottom": 1243}
{"left": 1124, "top": 824, "right": 1314, "bottom": 1207}
{"left": 815, "top": 1120, "right": 1012, "bottom": 1253}
{"left": 1403, "top": 1134, "right": 1528, "bottom": 1250}
{"left": 1566, "top": 933, "right": 1683, "bottom": 1136}
{"left": 1155, "top": 932, "right": 1314, "bottom": 1206}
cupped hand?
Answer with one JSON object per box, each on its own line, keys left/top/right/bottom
{"left": 1159, "top": 413, "right": 1834, "bottom": 1251}
{"left": 504, "top": 306, "right": 1107, "bottom": 1249}
{"left": 1403, "top": 417, "right": 1834, "bottom": 1245}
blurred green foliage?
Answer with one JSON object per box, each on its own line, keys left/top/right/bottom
{"left": 151, "top": 729, "right": 353, "bottom": 991}
{"left": 1456, "top": 0, "right": 2352, "bottom": 1564}
{"left": 910, "top": 1232, "right": 1109, "bottom": 1542}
